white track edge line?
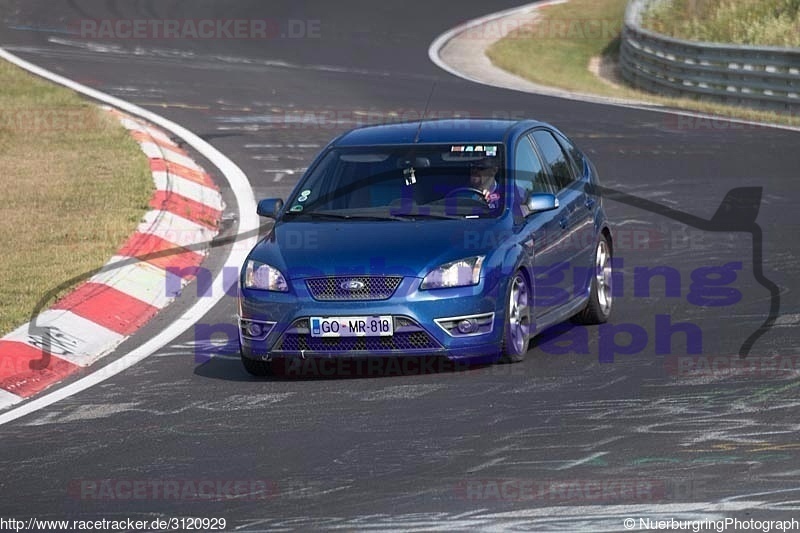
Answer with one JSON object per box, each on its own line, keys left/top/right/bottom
{"left": 0, "top": 48, "right": 259, "bottom": 426}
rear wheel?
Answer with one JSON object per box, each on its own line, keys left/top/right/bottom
{"left": 573, "top": 235, "right": 613, "bottom": 324}
{"left": 499, "top": 271, "right": 532, "bottom": 363}
{"left": 241, "top": 353, "right": 272, "bottom": 377}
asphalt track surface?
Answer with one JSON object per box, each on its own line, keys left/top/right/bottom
{"left": 1, "top": 1, "right": 799, "bottom": 530}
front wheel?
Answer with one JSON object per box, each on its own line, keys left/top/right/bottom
{"left": 573, "top": 235, "right": 613, "bottom": 324}
{"left": 499, "top": 271, "right": 532, "bottom": 363}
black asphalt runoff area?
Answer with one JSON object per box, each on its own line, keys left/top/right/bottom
{"left": 1, "top": 1, "right": 799, "bottom": 529}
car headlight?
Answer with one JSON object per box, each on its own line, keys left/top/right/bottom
{"left": 244, "top": 260, "right": 289, "bottom": 292}
{"left": 421, "top": 256, "right": 485, "bottom": 290}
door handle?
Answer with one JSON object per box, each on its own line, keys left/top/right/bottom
{"left": 585, "top": 197, "right": 596, "bottom": 209}
{"left": 559, "top": 217, "right": 569, "bottom": 229}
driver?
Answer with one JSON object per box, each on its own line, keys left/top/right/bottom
{"left": 469, "top": 157, "right": 502, "bottom": 210}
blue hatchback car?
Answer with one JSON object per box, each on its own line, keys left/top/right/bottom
{"left": 238, "top": 119, "right": 613, "bottom": 375}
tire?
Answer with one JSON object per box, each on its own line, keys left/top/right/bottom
{"left": 241, "top": 353, "right": 273, "bottom": 377}
{"left": 499, "top": 271, "right": 532, "bottom": 363}
{"left": 573, "top": 234, "right": 613, "bottom": 325}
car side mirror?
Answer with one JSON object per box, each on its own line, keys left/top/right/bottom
{"left": 257, "top": 198, "right": 284, "bottom": 219}
{"left": 526, "top": 193, "right": 559, "bottom": 215}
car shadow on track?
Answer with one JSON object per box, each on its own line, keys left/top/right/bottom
{"left": 192, "top": 321, "right": 581, "bottom": 382}
{"left": 193, "top": 354, "right": 503, "bottom": 382}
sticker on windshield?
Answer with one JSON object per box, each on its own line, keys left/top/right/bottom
{"left": 301, "top": 189, "right": 312, "bottom": 197}
{"left": 290, "top": 205, "right": 304, "bottom": 212}
{"left": 403, "top": 167, "right": 417, "bottom": 185}
{"left": 486, "top": 146, "right": 498, "bottom": 157}
{"left": 451, "top": 146, "right": 465, "bottom": 152}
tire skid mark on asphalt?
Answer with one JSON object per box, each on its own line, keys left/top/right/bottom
{"left": 20, "top": 393, "right": 295, "bottom": 427}
{"left": 357, "top": 384, "right": 445, "bottom": 402}
{"left": 0, "top": 108, "right": 223, "bottom": 407}
{"left": 450, "top": 383, "right": 800, "bottom": 478}
{"left": 21, "top": 402, "right": 142, "bottom": 426}
{"left": 556, "top": 452, "right": 610, "bottom": 470}
{"left": 14, "top": 37, "right": 408, "bottom": 80}
{"left": 233, "top": 504, "right": 734, "bottom": 531}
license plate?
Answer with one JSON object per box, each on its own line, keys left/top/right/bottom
{"left": 310, "top": 316, "right": 394, "bottom": 338}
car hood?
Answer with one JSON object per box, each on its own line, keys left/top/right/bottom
{"left": 248, "top": 219, "right": 508, "bottom": 280}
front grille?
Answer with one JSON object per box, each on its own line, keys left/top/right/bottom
{"left": 305, "top": 276, "right": 403, "bottom": 301}
{"left": 273, "top": 317, "right": 441, "bottom": 353}
{"left": 276, "top": 333, "right": 438, "bottom": 352}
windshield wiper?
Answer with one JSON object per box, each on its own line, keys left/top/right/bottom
{"left": 390, "top": 212, "right": 474, "bottom": 220}
{"left": 291, "top": 211, "right": 410, "bottom": 221}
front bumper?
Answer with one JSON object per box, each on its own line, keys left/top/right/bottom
{"left": 239, "top": 276, "right": 505, "bottom": 362}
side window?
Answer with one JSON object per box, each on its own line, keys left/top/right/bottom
{"left": 553, "top": 131, "right": 585, "bottom": 179}
{"left": 531, "top": 130, "right": 575, "bottom": 191}
{"left": 515, "top": 135, "right": 555, "bottom": 202}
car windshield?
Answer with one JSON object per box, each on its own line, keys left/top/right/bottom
{"left": 284, "top": 144, "right": 506, "bottom": 220}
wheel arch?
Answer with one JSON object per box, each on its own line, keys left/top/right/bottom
{"left": 601, "top": 225, "right": 613, "bottom": 255}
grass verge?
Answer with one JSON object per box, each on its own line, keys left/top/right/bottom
{"left": 642, "top": 0, "right": 800, "bottom": 47}
{"left": 485, "top": 0, "right": 800, "bottom": 127}
{"left": 0, "top": 59, "right": 153, "bottom": 336}
{"left": 488, "top": 0, "right": 632, "bottom": 98}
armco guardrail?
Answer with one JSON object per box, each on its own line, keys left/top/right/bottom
{"left": 620, "top": 0, "right": 800, "bottom": 112}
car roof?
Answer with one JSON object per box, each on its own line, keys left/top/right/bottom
{"left": 333, "top": 118, "right": 547, "bottom": 147}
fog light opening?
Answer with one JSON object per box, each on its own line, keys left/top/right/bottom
{"left": 457, "top": 319, "right": 478, "bottom": 334}
{"left": 239, "top": 318, "right": 276, "bottom": 341}
{"left": 247, "top": 322, "right": 264, "bottom": 338}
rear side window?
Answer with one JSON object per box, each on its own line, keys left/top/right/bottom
{"left": 531, "top": 130, "right": 575, "bottom": 191}
{"left": 553, "top": 131, "right": 586, "bottom": 179}
{"left": 515, "top": 135, "right": 555, "bottom": 199}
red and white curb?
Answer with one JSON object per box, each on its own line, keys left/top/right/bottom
{"left": 0, "top": 107, "right": 224, "bottom": 409}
